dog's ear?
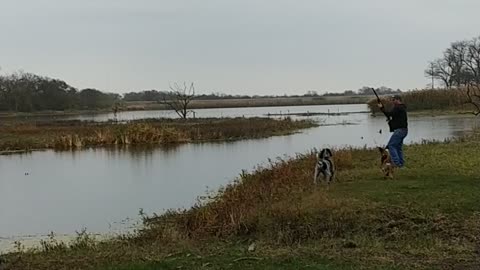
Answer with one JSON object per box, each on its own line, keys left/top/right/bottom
{"left": 326, "top": 148, "right": 333, "bottom": 157}
{"left": 377, "top": 147, "right": 384, "bottom": 153}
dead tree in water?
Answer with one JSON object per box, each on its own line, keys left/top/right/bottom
{"left": 162, "top": 82, "right": 195, "bottom": 119}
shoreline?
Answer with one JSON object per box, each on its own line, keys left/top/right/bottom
{"left": 0, "top": 96, "right": 371, "bottom": 119}
{"left": 1, "top": 107, "right": 476, "bottom": 122}
{"left": 2, "top": 132, "right": 479, "bottom": 269}
{"left": 0, "top": 117, "right": 317, "bottom": 154}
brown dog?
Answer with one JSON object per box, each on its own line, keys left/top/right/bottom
{"left": 378, "top": 147, "right": 394, "bottom": 179}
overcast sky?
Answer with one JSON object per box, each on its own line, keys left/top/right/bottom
{"left": 1, "top": 0, "right": 479, "bottom": 95}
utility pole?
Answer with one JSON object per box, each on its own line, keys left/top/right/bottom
{"left": 430, "top": 62, "right": 435, "bottom": 90}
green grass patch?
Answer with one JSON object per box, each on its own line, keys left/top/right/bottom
{"left": 100, "top": 256, "right": 364, "bottom": 270}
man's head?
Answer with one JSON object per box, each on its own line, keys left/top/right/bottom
{"left": 391, "top": 95, "right": 402, "bottom": 105}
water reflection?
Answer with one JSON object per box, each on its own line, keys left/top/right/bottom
{"left": 0, "top": 105, "right": 479, "bottom": 243}
{"left": 2, "top": 104, "right": 369, "bottom": 123}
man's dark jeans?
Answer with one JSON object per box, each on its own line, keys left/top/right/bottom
{"left": 387, "top": 128, "right": 408, "bottom": 167}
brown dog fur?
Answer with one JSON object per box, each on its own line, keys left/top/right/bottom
{"left": 378, "top": 147, "right": 394, "bottom": 179}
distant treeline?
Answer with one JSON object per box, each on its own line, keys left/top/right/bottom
{"left": 0, "top": 72, "right": 120, "bottom": 112}
{"left": 0, "top": 70, "right": 399, "bottom": 112}
{"left": 323, "top": 86, "right": 401, "bottom": 97}
{"left": 124, "top": 86, "right": 401, "bottom": 101}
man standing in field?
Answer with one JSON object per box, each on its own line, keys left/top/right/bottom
{"left": 378, "top": 95, "right": 408, "bottom": 168}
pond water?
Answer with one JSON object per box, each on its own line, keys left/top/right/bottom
{"left": 0, "top": 104, "right": 478, "bottom": 251}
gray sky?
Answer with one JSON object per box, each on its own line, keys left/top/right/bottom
{"left": 1, "top": 0, "right": 479, "bottom": 95}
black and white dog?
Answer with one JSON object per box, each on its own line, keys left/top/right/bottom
{"left": 313, "top": 148, "right": 335, "bottom": 185}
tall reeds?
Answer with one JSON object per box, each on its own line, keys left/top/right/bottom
{"left": 0, "top": 118, "right": 316, "bottom": 152}
{"left": 367, "top": 88, "right": 474, "bottom": 114}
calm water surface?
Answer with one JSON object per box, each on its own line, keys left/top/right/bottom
{"left": 1, "top": 104, "right": 478, "bottom": 250}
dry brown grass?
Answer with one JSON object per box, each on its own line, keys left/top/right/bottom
{"left": 140, "top": 149, "right": 356, "bottom": 242}
{"left": 367, "top": 88, "right": 476, "bottom": 114}
{"left": 135, "top": 139, "right": 480, "bottom": 267}
{"left": 0, "top": 117, "right": 316, "bottom": 152}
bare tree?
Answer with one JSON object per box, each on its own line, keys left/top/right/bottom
{"left": 465, "top": 85, "right": 480, "bottom": 116}
{"left": 463, "top": 37, "right": 480, "bottom": 115}
{"left": 427, "top": 36, "right": 480, "bottom": 115}
{"left": 162, "top": 82, "right": 196, "bottom": 119}
{"left": 425, "top": 58, "right": 453, "bottom": 89}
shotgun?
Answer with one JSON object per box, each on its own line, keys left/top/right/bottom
{"left": 371, "top": 88, "right": 393, "bottom": 132}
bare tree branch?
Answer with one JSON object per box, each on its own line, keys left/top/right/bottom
{"left": 466, "top": 84, "right": 480, "bottom": 116}
{"left": 425, "top": 59, "right": 453, "bottom": 88}
{"left": 428, "top": 35, "right": 480, "bottom": 115}
{"left": 161, "top": 82, "right": 196, "bottom": 119}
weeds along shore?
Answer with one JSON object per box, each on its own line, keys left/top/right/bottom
{"left": 367, "top": 88, "right": 477, "bottom": 114}
{"left": 0, "top": 117, "right": 317, "bottom": 153}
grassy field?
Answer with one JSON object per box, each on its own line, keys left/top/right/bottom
{"left": 2, "top": 130, "right": 479, "bottom": 270}
{"left": 0, "top": 117, "right": 316, "bottom": 153}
